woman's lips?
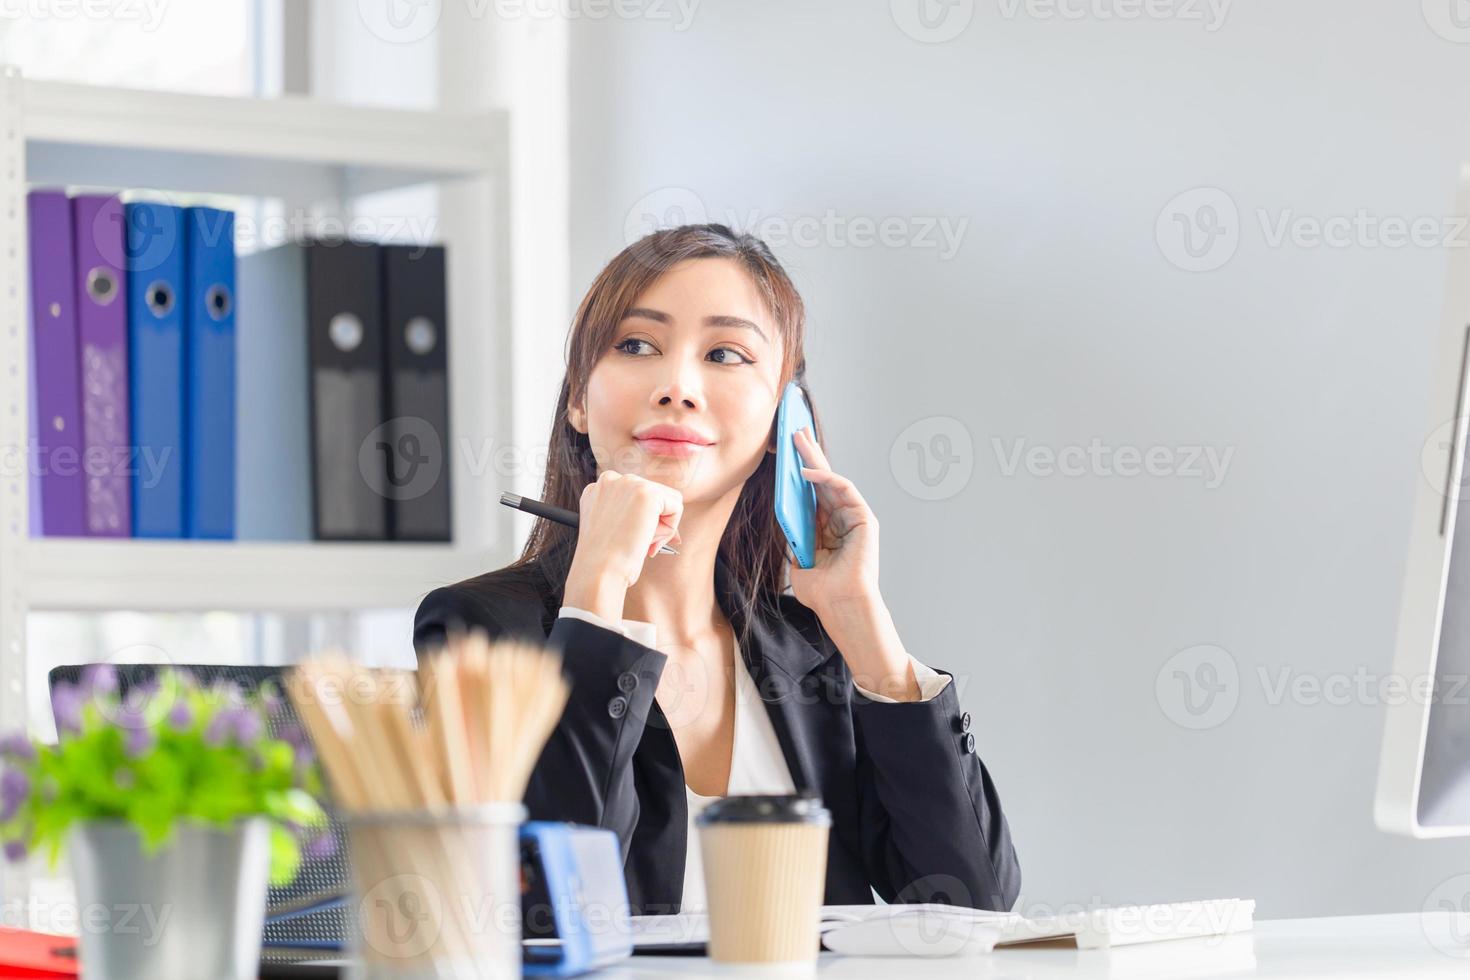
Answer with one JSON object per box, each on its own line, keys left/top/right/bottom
{"left": 635, "top": 437, "right": 711, "bottom": 458}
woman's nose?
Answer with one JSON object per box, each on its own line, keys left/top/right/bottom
{"left": 653, "top": 359, "right": 703, "bottom": 410}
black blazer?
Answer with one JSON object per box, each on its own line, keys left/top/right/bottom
{"left": 412, "top": 547, "right": 1021, "bottom": 915}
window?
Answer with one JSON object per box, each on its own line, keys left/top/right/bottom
{"left": 0, "top": 0, "right": 262, "bottom": 96}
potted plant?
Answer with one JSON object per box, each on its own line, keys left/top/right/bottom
{"left": 0, "top": 665, "right": 330, "bottom": 980}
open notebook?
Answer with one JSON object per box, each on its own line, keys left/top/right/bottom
{"left": 629, "top": 898, "right": 1256, "bottom": 955}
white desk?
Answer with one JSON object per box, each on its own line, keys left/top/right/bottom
{"left": 598, "top": 913, "right": 1470, "bottom": 977}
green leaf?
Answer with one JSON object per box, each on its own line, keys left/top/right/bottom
{"left": 5, "top": 669, "right": 325, "bottom": 877}
{"left": 266, "top": 787, "right": 326, "bottom": 828}
{"left": 127, "top": 796, "right": 174, "bottom": 852}
{"left": 268, "top": 821, "right": 301, "bottom": 887}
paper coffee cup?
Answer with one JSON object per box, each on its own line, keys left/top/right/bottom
{"left": 696, "top": 793, "right": 831, "bottom": 965}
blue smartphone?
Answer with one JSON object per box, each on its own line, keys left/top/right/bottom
{"left": 774, "top": 380, "right": 818, "bottom": 569}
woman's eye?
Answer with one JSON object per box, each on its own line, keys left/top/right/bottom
{"left": 708, "top": 347, "right": 753, "bottom": 365}
{"left": 614, "top": 338, "right": 655, "bottom": 356}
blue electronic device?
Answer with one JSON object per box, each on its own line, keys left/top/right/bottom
{"left": 774, "top": 380, "right": 818, "bottom": 569}
{"left": 520, "top": 822, "right": 632, "bottom": 976}
{"left": 260, "top": 822, "right": 631, "bottom": 976}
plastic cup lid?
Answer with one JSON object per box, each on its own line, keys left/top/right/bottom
{"left": 694, "top": 792, "right": 831, "bottom": 826}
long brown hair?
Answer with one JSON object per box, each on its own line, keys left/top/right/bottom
{"left": 507, "top": 223, "right": 822, "bottom": 645}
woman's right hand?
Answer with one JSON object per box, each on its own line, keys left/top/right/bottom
{"left": 563, "top": 470, "right": 683, "bottom": 620}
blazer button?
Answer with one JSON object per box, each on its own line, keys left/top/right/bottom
{"left": 617, "top": 671, "right": 639, "bottom": 694}
{"left": 960, "top": 711, "right": 972, "bottom": 732}
{"left": 962, "top": 732, "right": 976, "bottom": 754}
{"left": 608, "top": 696, "right": 628, "bottom": 719}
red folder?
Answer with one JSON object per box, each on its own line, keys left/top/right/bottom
{"left": 0, "top": 927, "right": 77, "bottom": 977}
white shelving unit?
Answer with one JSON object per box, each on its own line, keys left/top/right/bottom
{"left": 0, "top": 68, "right": 525, "bottom": 732}
{"left": 23, "top": 77, "right": 505, "bottom": 198}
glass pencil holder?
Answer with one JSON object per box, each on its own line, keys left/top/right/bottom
{"left": 343, "top": 803, "right": 527, "bottom": 980}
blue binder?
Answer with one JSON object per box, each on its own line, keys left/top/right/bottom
{"left": 124, "top": 201, "right": 186, "bottom": 538}
{"left": 235, "top": 243, "right": 312, "bottom": 541}
{"left": 184, "top": 207, "right": 236, "bottom": 539}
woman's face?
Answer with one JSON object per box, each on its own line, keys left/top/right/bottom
{"left": 569, "top": 257, "right": 784, "bottom": 503}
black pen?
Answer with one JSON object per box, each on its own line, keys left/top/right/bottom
{"left": 499, "top": 491, "right": 679, "bottom": 556}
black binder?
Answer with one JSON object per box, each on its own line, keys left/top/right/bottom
{"left": 306, "top": 241, "right": 389, "bottom": 541}
{"left": 380, "top": 244, "right": 452, "bottom": 542}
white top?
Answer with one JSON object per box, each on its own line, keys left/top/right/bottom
{"left": 557, "top": 604, "right": 950, "bottom": 912}
{"left": 679, "top": 648, "right": 796, "bottom": 912}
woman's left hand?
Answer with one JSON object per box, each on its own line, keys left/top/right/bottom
{"left": 787, "top": 426, "right": 882, "bottom": 614}
{"left": 787, "top": 426, "right": 920, "bottom": 699}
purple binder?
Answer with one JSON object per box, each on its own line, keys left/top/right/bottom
{"left": 27, "top": 190, "right": 85, "bottom": 536}
{"left": 71, "top": 194, "right": 131, "bottom": 537}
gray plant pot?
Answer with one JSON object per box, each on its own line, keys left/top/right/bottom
{"left": 66, "top": 817, "right": 271, "bottom": 980}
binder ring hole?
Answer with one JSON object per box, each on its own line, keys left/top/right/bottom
{"left": 405, "top": 316, "right": 437, "bottom": 355}
{"left": 206, "top": 283, "right": 232, "bottom": 322}
{"left": 85, "top": 267, "right": 118, "bottom": 306}
{"left": 329, "top": 312, "right": 364, "bottom": 353}
{"left": 146, "top": 281, "right": 174, "bottom": 318}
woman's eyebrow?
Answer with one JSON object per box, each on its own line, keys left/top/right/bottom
{"left": 622, "top": 307, "right": 671, "bottom": 324}
{"left": 704, "top": 314, "right": 769, "bottom": 343}
{"left": 622, "top": 308, "right": 768, "bottom": 343}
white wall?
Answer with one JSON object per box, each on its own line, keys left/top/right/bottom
{"left": 567, "top": 0, "right": 1470, "bottom": 917}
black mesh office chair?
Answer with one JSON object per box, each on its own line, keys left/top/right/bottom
{"left": 47, "top": 664, "right": 351, "bottom": 961}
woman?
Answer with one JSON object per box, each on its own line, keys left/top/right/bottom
{"left": 413, "top": 224, "right": 1020, "bottom": 916}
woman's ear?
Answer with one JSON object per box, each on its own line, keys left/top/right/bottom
{"left": 567, "top": 398, "right": 587, "bottom": 435}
